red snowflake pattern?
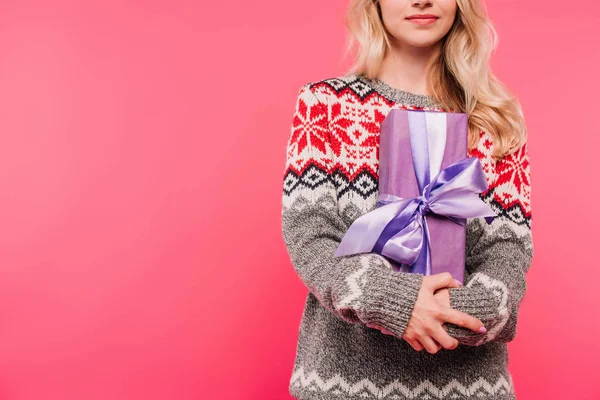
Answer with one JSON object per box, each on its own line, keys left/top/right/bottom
{"left": 329, "top": 101, "right": 357, "bottom": 157}
{"left": 290, "top": 92, "right": 329, "bottom": 157}
{"left": 492, "top": 141, "right": 531, "bottom": 215}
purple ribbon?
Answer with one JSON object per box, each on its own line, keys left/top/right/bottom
{"left": 334, "top": 145, "right": 497, "bottom": 276}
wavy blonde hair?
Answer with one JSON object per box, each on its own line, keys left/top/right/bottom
{"left": 343, "top": 0, "right": 526, "bottom": 160}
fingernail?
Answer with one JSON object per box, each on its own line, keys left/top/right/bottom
{"left": 454, "top": 279, "right": 463, "bottom": 286}
{"left": 479, "top": 326, "right": 487, "bottom": 333}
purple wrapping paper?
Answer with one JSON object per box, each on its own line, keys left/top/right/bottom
{"left": 379, "top": 108, "right": 469, "bottom": 282}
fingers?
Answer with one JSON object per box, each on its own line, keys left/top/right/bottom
{"left": 403, "top": 324, "right": 451, "bottom": 354}
{"left": 424, "top": 272, "right": 462, "bottom": 291}
{"left": 446, "top": 278, "right": 463, "bottom": 288}
{"left": 372, "top": 323, "right": 448, "bottom": 354}
{"left": 431, "top": 325, "right": 460, "bottom": 351}
{"left": 404, "top": 332, "right": 443, "bottom": 353}
{"left": 439, "top": 307, "right": 487, "bottom": 334}
{"left": 403, "top": 336, "right": 424, "bottom": 351}
{"left": 419, "top": 336, "right": 443, "bottom": 354}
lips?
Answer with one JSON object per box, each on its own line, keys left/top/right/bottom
{"left": 406, "top": 14, "right": 439, "bottom": 20}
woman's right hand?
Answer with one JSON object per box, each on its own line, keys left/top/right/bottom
{"left": 401, "top": 272, "right": 486, "bottom": 354}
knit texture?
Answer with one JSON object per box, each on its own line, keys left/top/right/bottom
{"left": 281, "top": 73, "right": 533, "bottom": 400}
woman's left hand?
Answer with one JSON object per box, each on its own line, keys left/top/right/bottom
{"left": 375, "top": 285, "right": 459, "bottom": 353}
{"left": 433, "top": 287, "right": 451, "bottom": 308}
{"left": 374, "top": 285, "right": 458, "bottom": 352}
{"left": 395, "top": 288, "right": 451, "bottom": 351}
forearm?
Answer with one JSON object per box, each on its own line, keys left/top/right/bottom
{"left": 445, "top": 205, "right": 533, "bottom": 345}
{"left": 282, "top": 189, "right": 424, "bottom": 337}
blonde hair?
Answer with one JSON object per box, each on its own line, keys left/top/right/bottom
{"left": 343, "top": 0, "right": 527, "bottom": 160}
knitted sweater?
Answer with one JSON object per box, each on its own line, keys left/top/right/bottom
{"left": 280, "top": 73, "right": 534, "bottom": 400}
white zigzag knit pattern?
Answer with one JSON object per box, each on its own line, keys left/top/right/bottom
{"left": 462, "top": 272, "right": 510, "bottom": 346}
{"left": 337, "top": 254, "right": 372, "bottom": 309}
{"left": 290, "top": 367, "right": 515, "bottom": 399}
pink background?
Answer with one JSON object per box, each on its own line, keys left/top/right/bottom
{"left": 0, "top": 1, "right": 597, "bottom": 399}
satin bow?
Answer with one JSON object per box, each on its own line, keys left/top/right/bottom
{"left": 334, "top": 156, "right": 497, "bottom": 275}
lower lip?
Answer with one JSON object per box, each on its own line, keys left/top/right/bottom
{"left": 407, "top": 17, "right": 438, "bottom": 25}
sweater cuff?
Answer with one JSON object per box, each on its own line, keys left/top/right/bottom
{"left": 448, "top": 285, "right": 502, "bottom": 323}
{"left": 360, "top": 267, "right": 424, "bottom": 338}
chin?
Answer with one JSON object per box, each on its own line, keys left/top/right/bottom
{"left": 402, "top": 38, "right": 442, "bottom": 48}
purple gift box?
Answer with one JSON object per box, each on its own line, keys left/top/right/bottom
{"left": 335, "top": 108, "right": 497, "bottom": 284}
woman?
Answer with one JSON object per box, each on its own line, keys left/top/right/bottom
{"left": 281, "top": 0, "right": 533, "bottom": 399}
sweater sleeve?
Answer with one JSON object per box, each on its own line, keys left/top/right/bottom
{"left": 281, "top": 82, "right": 424, "bottom": 338}
{"left": 445, "top": 140, "right": 534, "bottom": 345}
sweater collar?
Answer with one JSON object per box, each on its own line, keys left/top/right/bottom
{"left": 355, "top": 74, "right": 440, "bottom": 109}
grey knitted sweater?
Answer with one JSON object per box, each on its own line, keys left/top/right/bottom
{"left": 281, "top": 74, "right": 534, "bottom": 400}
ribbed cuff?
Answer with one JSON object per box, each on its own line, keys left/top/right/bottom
{"left": 448, "top": 286, "right": 500, "bottom": 322}
{"left": 361, "top": 268, "right": 424, "bottom": 338}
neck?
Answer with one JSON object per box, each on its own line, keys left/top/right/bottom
{"left": 377, "top": 41, "right": 442, "bottom": 96}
